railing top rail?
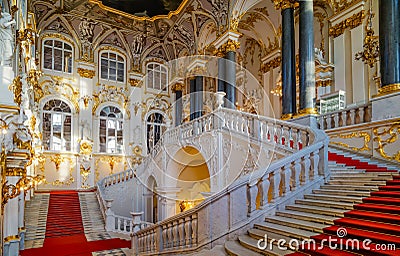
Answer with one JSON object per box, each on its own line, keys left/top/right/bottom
{"left": 319, "top": 102, "right": 371, "bottom": 116}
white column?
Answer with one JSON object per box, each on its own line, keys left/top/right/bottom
{"left": 333, "top": 34, "right": 347, "bottom": 93}
{"left": 18, "top": 192, "right": 25, "bottom": 250}
{"left": 156, "top": 187, "right": 181, "bottom": 220}
{"left": 4, "top": 177, "right": 21, "bottom": 256}
{"left": 0, "top": 66, "right": 17, "bottom": 107}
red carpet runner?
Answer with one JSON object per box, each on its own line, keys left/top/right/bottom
{"left": 21, "top": 191, "right": 130, "bottom": 256}
{"left": 287, "top": 152, "right": 400, "bottom": 256}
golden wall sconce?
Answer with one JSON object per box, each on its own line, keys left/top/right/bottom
{"left": 79, "top": 95, "right": 93, "bottom": 109}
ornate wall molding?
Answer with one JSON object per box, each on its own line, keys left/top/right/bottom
{"left": 77, "top": 68, "right": 96, "bottom": 79}
{"left": 330, "top": 131, "right": 371, "bottom": 151}
{"left": 329, "top": 10, "right": 365, "bottom": 38}
{"left": 261, "top": 56, "right": 281, "bottom": 73}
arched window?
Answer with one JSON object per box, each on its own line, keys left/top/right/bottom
{"left": 42, "top": 99, "right": 72, "bottom": 151}
{"left": 146, "top": 112, "right": 167, "bottom": 153}
{"left": 99, "top": 106, "right": 123, "bottom": 153}
{"left": 43, "top": 39, "right": 73, "bottom": 73}
{"left": 146, "top": 63, "right": 168, "bottom": 91}
{"left": 100, "top": 52, "right": 125, "bottom": 82}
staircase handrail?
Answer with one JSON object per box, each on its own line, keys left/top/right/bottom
{"left": 132, "top": 110, "right": 329, "bottom": 255}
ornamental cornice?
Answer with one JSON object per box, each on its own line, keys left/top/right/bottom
{"left": 273, "top": 0, "right": 298, "bottom": 10}
{"left": 329, "top": 10, "right": 365, "bottom": 38}
{"left": 129, "top": 78, "right": 143, "bottom": 87}
{"left": 171, "top": 83, "right": 184, "bottom": 93}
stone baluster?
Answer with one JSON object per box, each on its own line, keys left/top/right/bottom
{"left": 178, "top": 218, "right": 185, "bottom": 248}
{"left": 162, "top": 224, "right": 168, "bottom": 249}
{"left": 247, "top": 181, "right": 258, "bottom": 216}
{"left": 184, "top": 216, "right": 192, "bottom": 247}
{"left": 291, "top": 159, "right": 301, "bottom": 190}
{"left": 333, "top": 113, "right": 339, "bottom": 128}
{"left": 359, "top": 106, "right": 365, "bottom": 123}
{"left": 320, "top": 116, "right": 325, "bottom": 129}
{"left": 349, "top": 109, "right": 356, "bottom": 125}
{"left": 342, "top": 111, "right": 347, "bottom": 127}
{"left": 282, "top": 164, "right": 291, "bottom": 195}
{"left": 310, "top": 150, "right": 320, "bottom": 180}
{"left": 173, "top": 220, "right": 179, "bottom": 248}
{"left": 301, "top": 155, "right": 311, "bottom": 184}
{"left": 191, "top": 214, "right": 198, "bottom": 245}
{"left": 326, "top": 114, "right": 332, "bottom": 129}
{"left": 271, "top": 169, "right": 281, "bottom": 201}
{"left": 258, "top": 177, "right": 270, "bottom": 208}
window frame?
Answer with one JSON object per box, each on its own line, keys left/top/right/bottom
{"left": 146, "top": 111, "right": 168, "bottom": 154}
{"left": 42, "top": 39, "right": 74, "bottom": 74}
{"left": 99, "top": 51, "right": 126, "bottom": 83}
{"left": 146, "top": 62, "right": 168, "bottom": 92}
{"left": 42, "top": 99, "right": 73, "bottom": 152}
{"left": 99, "top": 106, "right": 124, "bottom": 154}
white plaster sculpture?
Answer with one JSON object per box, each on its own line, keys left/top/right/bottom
{"left": 0, "top": 11, "right": 16, "bottom": 66}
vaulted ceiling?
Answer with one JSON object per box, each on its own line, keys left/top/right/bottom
{"left": 100, "top": 0, "right": 184, "bottom": 17}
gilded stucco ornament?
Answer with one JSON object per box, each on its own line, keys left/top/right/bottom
{"left": 79, "top": 139, "right": 93, "bottom": 155}
{"left": 329, "top": 11, "right": 365, "bottom": 38}
{"left": 50, "top": 154, "right": 64, "bottom": 171}
{"left": 9, "top": 76, "right": 22, "bottom": 106}
{"left": 355, "top": 8, "right": 379, "bottom": 68}
{"left": 330, "top": 131, "right": 371, "bottom": 152}
{"left": 129, "top": 78, "right": 143, "bottom": 87}
{"left": 373, "top": 122, "right": 400, "bottom": 162}
{"left": 273, "top": 0, "right": 297, "bottom": 10}
{"left": 77, "top": 68, "right": 96, "bottom": 79}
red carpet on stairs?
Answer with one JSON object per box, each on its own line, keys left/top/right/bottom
{"left": 21, "top": 191, "right": 130, "bottom": 256}
{"left": 287, "top": 152, "right": 400, "bottom": 256}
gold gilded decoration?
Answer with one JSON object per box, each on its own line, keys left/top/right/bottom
{"left": 329, "top": 0, "right": 363, "bottom": 14}
{"left": 273, "top": 0, "right": 297, "bottom": 10}
{"left": 38, "top": 155, "right": 75, "bottom": 186}
{"left": 3, "top": 235, "right": 20, "bottom": 243}
{"left": 28, "top": 69, "right": 44, "bottom": 102}
{"left": 2, "top": 174, "right": 45, "bottom": 208}
{"left": 373, "top": 122, "right": 400, "bottom": 162}
{"left": 222, "top": 39, "right": 240, "bottom": 52}
{"left": 262, "top": 56, "right": 281, "bottom": 73}
{"left": 79, "top": 140, "right": 93, "bottom": 155}
{"left": 5, "top": 167, "right": 26, "bottom": 176}
{"left": 329, "top": 11, "right": 365, "bottom": 38}
{"left": 281, "top": 113, "right": 293, "bottom": 120}
{"left": 50, "top": 154, "right": 64, "bottom": 171}
{"left": 330, "top": 131, "right": 371, "bottom": 151}
{"left": 171, "top": 83, "right": 184, "bottom": 93}
{"left": 9, "top": 76, "right": 22, "bottom": 106}
{"left": 129, "top": 78, "right": 143, "bottom": 87}
{"left": 98, "top": 156, "right": 123, "bottom": 175}
{"left": 296, "top": 108, "right": 319, "bottom": 117}
{"left": 80, "top": 164, "right": 91, "bottom": 187}
{"left": 131, "top": 145, "right": 143, "bottom": 165}
{"left": 79, "top": 95, "right": 93, "bottom": 109}
{"left": 377, "top": 83, "right": 400, "bottom": 96}
{"left": 355, "top": 7, "right": 379, "bottom": 68}
{"left": 42, "top": 33, "right": 74, "bottom": 46}
{"left": 77, "top": 68, "right": 95, "bottom": 79}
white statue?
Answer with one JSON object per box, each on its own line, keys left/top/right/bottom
{"left": 0, "top": 11, "right": 16, "bottom": 66}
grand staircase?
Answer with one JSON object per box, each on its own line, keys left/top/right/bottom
{"left": 225, "top": 148, "right": 400, "bottom": 256}
{"left": 22, "top": 191, "right": 131, "bottom": 256}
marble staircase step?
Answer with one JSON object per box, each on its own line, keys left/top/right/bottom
{"left": 320, "top": 184, "right": 378, "bottom": 192}
{"left": 254, "top": 222, "right": 318, "bottom": 240}
{"left": 285, "top": 204, "right": 345, "bottom": 217}
{"left": 313, "top": 189, "right": 371, "bottom": 197}
{"left": 328, "top": 180, "right": 387, "bottom": 186}
{"left": 264, "top": 216, "right": 326, "bottom": 233}
{"left": 304, "top": 194, "right": 363, "bottom": 204}
{"left": 225, "top": 240, "right": 262, "bottom": 256}
{"left": 238, "top": 234, "right": 295, "bottom": 256}
{"left": 275, "top": 210, "right": 336, "bottom": 225}
{"left": 295, "top": 199, "right": 354, "bottom": 210}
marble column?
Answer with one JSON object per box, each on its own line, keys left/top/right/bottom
{"left": 174, "top": 88, "right": 183, "bottom": 126}
{"left": 379, "top": 0, "right": 400, "bottom": 94}
{"left": 217, "top": 52, "right": 226, "bottom": 92}
{"left": 225, "top": 50, "right": 236, "bottom": 109}
{"left": 298, "top": 0, "right": 317, "bottom": 115}
{"left": 195, "top": 76, "right": 203, "bottom": 118}
{"left": 3, "top": 177, "right": 20, "bottom": 256}
{"left": 281, "top": 4, "right": 296, "bottom": 119}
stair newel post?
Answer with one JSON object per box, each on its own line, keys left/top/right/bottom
{"left": 310, "top": 150, "right": 320, "bottom": 180}
{"left": 131, "top": 233, "right": 139, "bottom": 256}
{"left": 178, "top": 218, "right": 185, "bottom": 248}
{"left": 282, "top": 163, "right": 291, "bottom": 195}
{"left": 291, "top": 159, "right": 301, "bottom": 190}
{"left": 247, "top": 180, "right": 259, "bottom": 216}
{"left": 104, "top": 199, "right": 114, "bottom": 232}
{"left": 258, "top": 176, "right": 270, "bottom": 209}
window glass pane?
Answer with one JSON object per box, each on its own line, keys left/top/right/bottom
{"left": 118, "top": 55, "right": 123, "bottom": 62}
{"left": 44, "top": 40, "right": 53, "bottom": 46}
{"left": 64, "top": 44, "right": 72, "bottom": 51}
{"left": 64, "top": 51, "right": 73, "bottom": 73}
{"left": 43, "top": 47, "right": 53, "bottom": 69}
{"left": 54, "top": 40, "right": 62, "bottom": 48}
{"left": 109, "top": 53, "right": 116, "bottom": 60}
{"left": 63, "top": 115, "right": 71, "bottom": 151}
{"left": 54, "top": 49, "right": 63, "bottom": 71}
